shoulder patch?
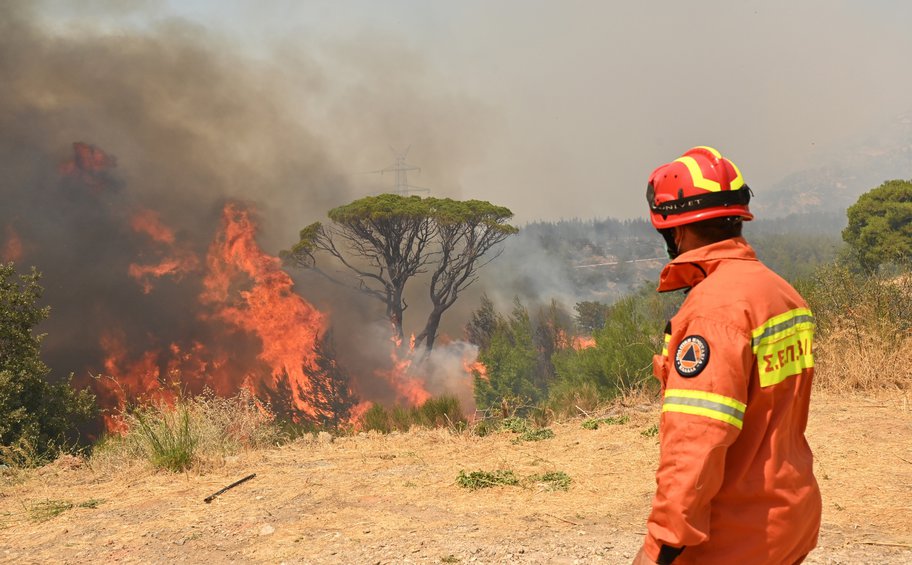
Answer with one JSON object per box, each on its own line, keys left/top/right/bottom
{"left": 675, "top": 335, "right": 710, "bottom": 377}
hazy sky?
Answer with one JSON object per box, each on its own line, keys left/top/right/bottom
{"left": 36, "top": 0, "right": 912, "bottom": 223}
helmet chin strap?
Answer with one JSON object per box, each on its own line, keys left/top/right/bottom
{"left": 659, "top": 228, "right": 679, "bottom": 260}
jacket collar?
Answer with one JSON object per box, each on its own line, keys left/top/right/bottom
{"left": 657, "top": 237, "right": 757, "bottom": 293}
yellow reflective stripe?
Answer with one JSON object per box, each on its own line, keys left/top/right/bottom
{"left": 751, "top": 307, "right": 815, "bottom": 351}
{"left": 751, "top": 308, "right": 816, "bottom": 387}
{"left": 661, "top": 333, "right": 671, "bottom": 356}
{"left": 675, "top": 156, "right": 721, "bottom": 192}
{"left": 673, "top": 149, "right": 745, "bottom": 193}
{"left": 663, "top": 389, "right": 745, "bottom": 429}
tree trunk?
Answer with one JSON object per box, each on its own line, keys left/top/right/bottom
{"left": 422, "top": 308, "right": 444, "bottom": 350}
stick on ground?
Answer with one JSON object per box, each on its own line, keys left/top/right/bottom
{"left": 204, "top": 473, "right": 256, "bottom": 503}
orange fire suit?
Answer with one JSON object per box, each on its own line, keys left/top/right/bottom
{"left": 641, "top": 237, "right": 821, "bottom": 565}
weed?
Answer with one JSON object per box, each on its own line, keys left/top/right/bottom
{"left": 581, "top": 415, "right": 629, "bottom": 430}
{"left": 360, "top": 403, "right": 392, "bottom": 434}
{"left": 500, "top": 417, "right": 530, "bottom": 433}
{"left": 440, "top": 555, "right": 460, "bottom": 563}
{"left": 27, "top": 499, "right": 102, "bottom": 523}
{"left": 528, "top": 471, "right": 572, "bottom": 491}
{"left": 134, "top": 403, "right": 197, "bottom": 472}
{"left": 641, "top": 424, "right": 659, "bottom": 438}
{"left": 456, "top": 469, "right": 520, "bottom": 490}
{"left": 513, "top": 428, "right": 554, "bottom": 443}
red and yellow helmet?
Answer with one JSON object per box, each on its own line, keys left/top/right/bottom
{"left": 646, "top": 146, "right": 753, "bottom": 229}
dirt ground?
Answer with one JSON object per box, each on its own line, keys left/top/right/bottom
{"left": 1, "top": 392, "right": 910, "bottom": 564}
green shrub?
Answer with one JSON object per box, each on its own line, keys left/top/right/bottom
{"left": 359, "top": 403, "right": 391, "bottom": 434}
{"left": 514, "top": 428, "right": 554, "bottom": 443}
{"left": 358, "top": 396, "right": 467, "bottom": 434}
{"left": 549, "top": 284, "right": 679, "bottom": 406}
{"left": 417, "top": 395, "right": 465, "bottom": 428}
{"left": 456, "top": 469, "right": 519, "bottom": 490}
{"left": 528, "top": 471, "right": 571, "bottom": 491}
{"left": 0, "top": 264, "right": 97, "bottom": 466}
{"left": 134, "top": 403, "right": 197, "bottom": 472}
{"left": 582, "top": 415, "right": 629, "bottom": 430}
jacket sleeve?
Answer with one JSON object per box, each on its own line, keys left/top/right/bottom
{"left": 643, "top": 316, "right": 752, "bottom": 561}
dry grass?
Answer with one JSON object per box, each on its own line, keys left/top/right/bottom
{"left": 91, "top": 390, "right": 283, "bottom": 474}
{"left": 805, "top": 263, "right": 912, "bottom": 394}
{"left": 1, "top": 393, "right": 908, "bottom": 563}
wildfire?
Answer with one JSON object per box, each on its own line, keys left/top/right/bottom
{"left": 200, "top": 202, "right": 328, "bottom": 418}
{"left": 375, "top": 331, "right": 432, "bottom": 406}
{"left": 128, "top": 209, "right": 200, "bottom": 293}
{"left": 48, "top": 140, "right": 472, "bottom": 431}
{"left": 463, "top": 358, "right": 488, "bottom": 382}
{"left": 572, "top": 336, "right": 597, "bottom": 350}
{"left": 58, "top": 142, "right": 117, "bottom": 191}
{"left": 2, "top": 225, "right": 23, "bottom": 262}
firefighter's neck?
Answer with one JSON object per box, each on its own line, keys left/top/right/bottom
{"left": 673, "top": 225, "right": 713, "bottom": 254}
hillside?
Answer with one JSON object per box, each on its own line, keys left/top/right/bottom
{"left": 2, "top": 393, "right": 910, "bottom": 564}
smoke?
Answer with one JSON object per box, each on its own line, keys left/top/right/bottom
{"left": 0, "top": 1, "right": 488, "bottom": 416}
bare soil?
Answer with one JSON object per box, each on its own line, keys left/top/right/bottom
{"left": 2, "top": 392, "right": 910, "bottom": 564}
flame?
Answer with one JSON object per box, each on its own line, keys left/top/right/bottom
{"left": 200, "top": 202, "right": 327, "bottom": 418}
{"left": 127, "top": 209, "right": 199, "bottom": 293}
{"left": 464, "top": 359, "right": 489, "bottom": 382}
{"left": 2, "top": 225, "right": 23, "bottom": 262}
{"left": 374, "top": 331, "right": 432, "bottom": 405}
{"left": 59, "top": 142, "right": 117, "bottom": 191}
{"left": 572, "top": 336, "right": 597, "bottom": 350}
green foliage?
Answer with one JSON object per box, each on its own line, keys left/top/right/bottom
{"left": 798, "top": 262, "right": 912, "bottom": 339}
{"left": 358, "top": 396, "right": 466, "bottom": 434}
{"left": 574, "top": 301, "right": 611, "bottom": 333}
{"left": 796, "top": 261, "right": 912, "bottom": 391}
{"left": 750, "top": 233, "right": 841, "bottom": 281}
{"left": 550, "top": 284, "right": 677, "bottom": 403}
{"left": 456, "top": 469, "right": 520, "bottom": 490}
{"left": 27, "top": 499, "right": 103, "bottom": 523}
{"left": 513, "top": 427, "right": 554, "bottom": 443}
{"left": 581, "top": 415, "right": 629, "bottom": 430}
{"left": 843, "top": 179, "right": 912, "bottom": 271}
{"left": 528, "top": 471, "right": 571, "bottom": 491}
{"left": 360, "top": 403, "right": 392, "bottom": 434}
{"left": 641, "top": 424, "right": 659, "bottom": 438}
{"left": 500, "top": 416, "right": 531, "bottom": 434}
{"left": 473, "top": 299, "right": 541, "bottom": 410}
{"left": 0, "top": 263, "right": 96, "bottom": 465}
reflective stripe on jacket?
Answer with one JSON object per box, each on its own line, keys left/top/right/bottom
{"left": 643, "top": 237, "right": 821, "bottom": 565}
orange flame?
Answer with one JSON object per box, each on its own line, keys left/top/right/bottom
{"left": 375, "top": 331, "right": 432, "bottom": 405}
{"left": 127, "top": 209, "right": 199, "bottom": 293}
{"left": 572, "top": 336, "right": 597, "bottom": 350}
{"left": 464, "top": 359, "right": 489, "bottom": 382}
{"left": 200, "top": 202, "right": 327, "bottom": 417}
{"left": 2, "top": 225, "right": 23, "bottom": 262}
{"left": 59, "top": 142, "right": 117, "bottom": 191}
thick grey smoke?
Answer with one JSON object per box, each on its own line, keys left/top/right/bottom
{"left": 0, "top": 1, "right": 489, "bottom": 412}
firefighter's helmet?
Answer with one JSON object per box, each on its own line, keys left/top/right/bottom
{"left": 646, "top": 146, "right": 753, "bottom": 229}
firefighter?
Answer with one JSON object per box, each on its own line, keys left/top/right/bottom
{"left": 632, "top": 146, "right": 822, "bottom": 565}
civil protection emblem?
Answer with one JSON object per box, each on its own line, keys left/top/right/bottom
{"left": 675, "top": 335, "right": 709, "bottom": 377}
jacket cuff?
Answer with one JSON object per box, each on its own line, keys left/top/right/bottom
{"left": 643, "top": 533, "right": 685, "bottom": 564}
